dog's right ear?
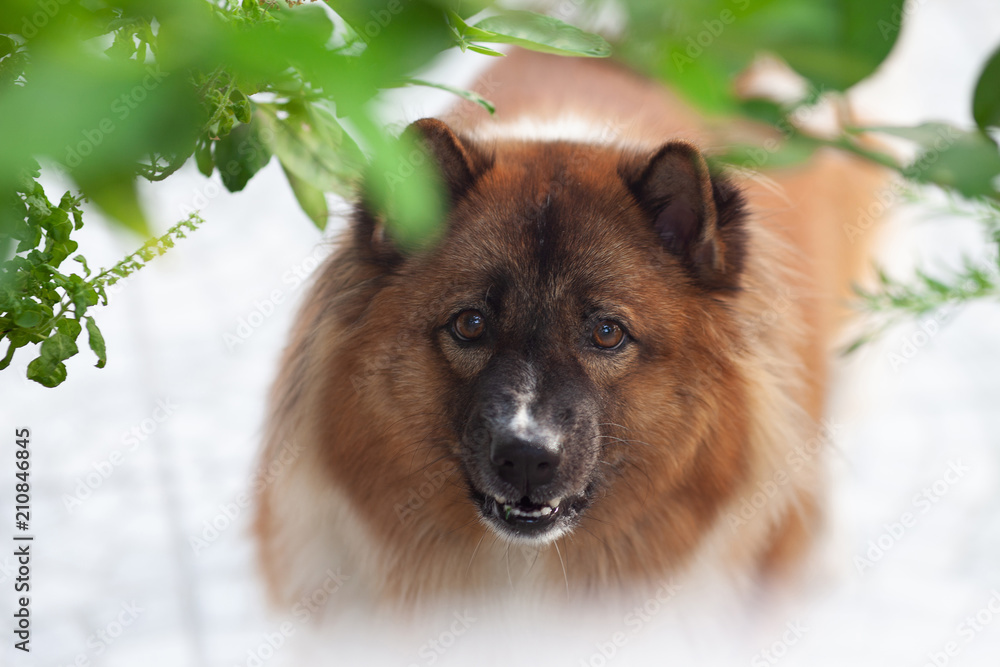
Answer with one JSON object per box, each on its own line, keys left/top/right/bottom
{"left": 403, "top": 118, "right": 486, "bottom": 203}
{"left": 354, "top": 118, "right": 489, "bottom": 264}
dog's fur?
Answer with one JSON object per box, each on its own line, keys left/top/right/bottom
{"left": 255, "top": 49, "right": 885, "bottom": 608}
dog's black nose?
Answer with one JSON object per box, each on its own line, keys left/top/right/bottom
{"left": 490, "top": 436, "right": 560, "bottom": 496}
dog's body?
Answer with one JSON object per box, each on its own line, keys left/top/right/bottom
{"left": 255, "top": 49, "right": 885, "bottom": 608}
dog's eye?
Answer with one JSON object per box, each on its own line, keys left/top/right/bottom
{"left": 593, "top": 320, "right": 625, "bottom": 349}
{"left": 453, "top": 310, "right": 486, "bottom": 341}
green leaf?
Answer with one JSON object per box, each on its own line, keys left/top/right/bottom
{"left": 916, "top": 135, "right": 1000, "bottom": 199}
{"left": 0, "top": 48, "right": 26, "bottom": 86}
{"left": 14, "top": 223, "right": 41, "bottom": 253}
{"left": 26, "top": 356, "right": 67, "bottom": 387}
{"left": 749, "top": 0, "right": 903, "bottom": 90}
{"left": 75, "top": 172, "right": 151, "bottom": 237}
{"left": 230, "top": 89, "right": 253, "bottom": 125}
{"left": 195, "top": 137, "right": 215, "bottom": 177}
{"left": 472, "top": 11, "right": 612, "bottom": 58}
{"left": 0, "top": 338, "right": 25, "bottom": 371}
{"left": 5, "top": 328, "right": 44, "bottom": 348}
{"left": 664, "top": 53, "right": 739, "bottom": 115}
{"left": 404, "top": 79, "right": 495, "bottom": 114}
{"left": 973, "top": 45, "right": 1000, "bottom": 133}
{"left": 467, "top": 44, "right": 506, "bottom": 57}
{"left": 73, "top": 255, "right": 92, "bottom": 277}
{"left": 41, "top": 206, "right": 77, "bottom": 266}
{"left": 0, "top": 34, "right": 16, "bottom": 60}
{"left": 25, "top": 320, "right": 82, "bottom": 387}
{"left": 12, "top": 302, "right": 53, "bottom": 329}
{"left": 862, "top": 123, "right": 956, "bottom": 143}
{"left": 257, "top": 102, "right": 364, "bottom": 200}
{"left": 739, "top": 98, "right": 786, "bottom": 127}
{"left": 276, "top": 3, "right": 335, "bottom": 45}
{"left": 868, "top": 123, "right": 1000, "bottom": 198}
{"left": 281, "top": 162, "right": 328, "bottom": 230}
{"left": 68, "top": 275, "right": 100, "bottom": 312}
{"left": 213, "top": 117, "right": 273, "bottom": 193}
{"left": 105, "top": 27, "right": 138, "bottom": 61}
{"left": 447, "top": 11, "right": 500, "bottom": 42}
{"left": 85, "top": 316, "right": 107, "bottom": 368}
{"left": 635, "top": 0, "right": 901, "bottom": 94}
{"left": 54, "top": 317, "right": 82, "bottom": 345}
{"left": 345, "top": 112, "right": 447, "bottom": 251}
{"left": 717, "top": 134, "right": 821, "bottom": 171}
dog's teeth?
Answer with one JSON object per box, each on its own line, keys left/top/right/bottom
{"left": 500, "top": 503, "right": 557, "bottom": 519}
{"left": 548, "top": 498, "right": 561, "bottom": 508}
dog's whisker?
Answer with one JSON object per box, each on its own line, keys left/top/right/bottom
{"left": 399, "top": 436, "right": 447, "bottom": 472}
{"left": 526, "top": 545, "right": 541, "bottom": 576}
{"left": 465, "top": 532, "right": 486, "bottom": 580}
{"left": 578, "top": 512, "right": 614, "bottom": 528}
{"left": 576, "top": 522, "right": 613, "bottom": 555}
{"left": 614, "top": 457, "right": 656, "bottom": 505}
{"left": 504, "top": 543, "right": 514, "bottom": 590}
{"left": 402, "top": 447, "right": 442, "bottom": 467}
{"left": 595, "top": 434, "right": 656, "bottom": 450}
{"left": 407, "top": 452, "right": 453, "bottom": 478}
{"left": 597, "top": 421, "right": 634, "bottom": 432}
{"left": 443, "top": 513, "right": 483, "bottom": 538}
{"left": 397, "top": 439, "right": 443, "bottom": 456}
{"left": 554, "top": 538, "right": 569, "bottom": 598}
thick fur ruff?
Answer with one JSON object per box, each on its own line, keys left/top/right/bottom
{"left": 255, "top": 50, "right": 886, "bottom": 609}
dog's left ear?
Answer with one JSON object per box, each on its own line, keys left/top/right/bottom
{"left": 622, "top": 142, "right": 747, "bottom": 291}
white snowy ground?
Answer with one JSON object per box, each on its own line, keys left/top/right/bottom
{"left": 2, "top": 1, "right": 1000, "bottom": 666}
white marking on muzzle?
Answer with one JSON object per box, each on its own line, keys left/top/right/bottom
{"left": 507, "top": 391, "right": 562, "bottom": 453}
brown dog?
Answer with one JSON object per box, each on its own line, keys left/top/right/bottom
{"left": 255, "top": 49, "right": 885, "bottom": 608}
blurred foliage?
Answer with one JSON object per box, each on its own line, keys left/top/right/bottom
{"left": 0, "top": 165, "right": 203, "bottom": 386}
{"left": 845, "top": 197, "right": 1000, "bottom": 354}
{"left": 0, "top": 0, "right": 998, "bottom": 386}
{"left": 0, "top": 0, "right": 609, "bottom": 386}
{"left": 615, "top": 0, "right": 903, "bottom": 112}
{"left": 612, "top": 0, "right": 1000, "bottom": 351}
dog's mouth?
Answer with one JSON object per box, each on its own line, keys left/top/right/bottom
{"left": 471, "top": 490, "right": 589, "bottom": 540}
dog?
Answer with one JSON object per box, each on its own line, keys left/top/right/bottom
{"left": 255, "top": 48, "right": 886, "bottom": 609}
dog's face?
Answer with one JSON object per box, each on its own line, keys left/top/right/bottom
{"left": 352, "top": 119, "right": 748, "bottom": 547}
{"left": 441, "top": 169, "right": 644, "bottom": 543}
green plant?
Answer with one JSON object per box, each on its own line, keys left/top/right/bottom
{"left": 1, "top": 0, "right": 998, "bottom": 387}
{"left": 609, "top": 0, "right": 1000, "bottom": 350}
{"left": 846, "top": 196, "right": 1000, "bottom": 353}
{"left": 0, "top": 163, "right": 204, "bottom": 386}
{"left": 0, "top": 0, "right": 610, "bottom": 386}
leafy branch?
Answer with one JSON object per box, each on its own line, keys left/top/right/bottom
{"left": 2, "top": 0, "right": 999, "bottom": 387}
{"left": 0, "top": 161, "right": 203, "bottom": 386}
{"left": 844, "top": 198, "right": 1000, "bottom": 353}
{"left": 0, "top": 0, "right": 613, "bottom": 387}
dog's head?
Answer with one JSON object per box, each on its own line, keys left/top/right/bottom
{"left": 350, "top": 118, "right": 749, "bottom": 546}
